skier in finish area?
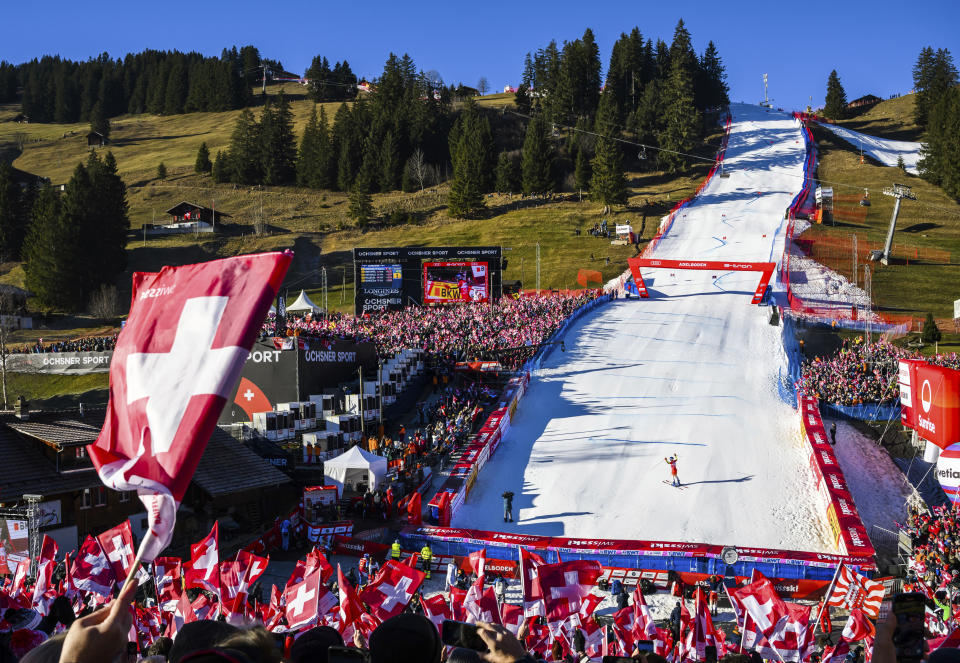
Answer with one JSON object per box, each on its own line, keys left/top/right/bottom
{"left": 665, "top": 454, "right": 680, "bottom": 487}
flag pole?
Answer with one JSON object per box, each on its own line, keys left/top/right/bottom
{"left": 814, "top": 563, "right": 843, "bottom": 636}
{"left": 119, "top": 540, "right": 150, "bottom": 598}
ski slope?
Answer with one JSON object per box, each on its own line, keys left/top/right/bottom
{"left": 454, "top": 104, "right": 837, "bottom": 553}
{"left": 818, "top": 122, "right": 921, "bottom": 174}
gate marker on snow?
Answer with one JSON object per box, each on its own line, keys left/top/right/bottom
{"left": 627, "top": 257, "right": 776, "bottom": 305}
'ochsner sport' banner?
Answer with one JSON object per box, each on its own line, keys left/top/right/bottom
{"left": 5, "top": 352, "right": 112, "bottom": 375}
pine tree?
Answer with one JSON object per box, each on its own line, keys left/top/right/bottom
{"left": 696, "top": 41, "right": 729, "bottom": 111}
{"left": 212, "top": 150, "right": 229, "bottom": 183}
{"left": 296, "top": 105, "right": 329, "bottom": 188}
{"left": 85, "top": 151, "right": 129, "bottom": 293}
{"left": 228, "top": 108, "right": 263, "bottom": 184}
{"left": 514, "top": 84, "right": 532, "bottom": 115}
{"left": 447, "top": 100, "right": 489, "bottom": 217}
{"left": 823, "top": 70, "right": 848, "bottom": 120}
{"left": 156, "top": 162, "right": 167, "bottom": 180}
{"left": 379, "top": 130, "right": 401, "bottom": 191}
{"left": 23, "top": 186, "right": 81, "bottom": 310}
{"left": 658, "top": 21, "right": 701, "bottom": 172}
{"left": 260, "top": 93, "right": 298, "bottom": 185}
{"left": 914, "top": 48, "right": 958, "bottom": 129}
{"left": 0, "top": 163, "right": 27, "bottom": 261}
{"left": 163, "top": 58, "right": 187, "bottom": 115}
{"left": 521, "top": 114, "right": 554, "bottom": 196}
{"left": 89, "top": 102, "right": 111, "bottom": 140}
{"left": 195, "top": 142, "right": 212, "bottom": 174}
{"left": 495, "top": 152, "right": 520, "bottom": 193}
{"left": 574, "top": 145, "right": 592, "bottom": 193}
{"left": 918, "top": 86, "right": 960, "bottom": 199}
{"left": 590, "top": 91, "right": 628, "bottom": 209}
{"left": 922, "top": 312, "right": 942, "bottom": 344}
{"left": 348, "top": 180, "right": 374, "bottom": 227}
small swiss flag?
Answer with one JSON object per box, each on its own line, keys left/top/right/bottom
{"left": 234, "top": 377, "right": 272, "bottom": 419}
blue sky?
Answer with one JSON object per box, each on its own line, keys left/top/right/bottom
{"left": 3, "top": 0, "right": 958, "bottom": 111}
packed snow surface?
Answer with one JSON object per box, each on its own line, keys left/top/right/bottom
{"left": 454, "top": 105, "right": 837, "bottom": 553}
{"left": 817, "top": 122, "right": 921, "bottom": 174}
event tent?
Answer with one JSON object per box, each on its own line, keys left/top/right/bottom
{"left": 323, "top": 445, "right": 388, "bottom": 496}
{"left": 286, "top": 290, "right": 321, "bottom": 314}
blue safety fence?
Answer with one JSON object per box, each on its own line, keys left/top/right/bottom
{"left": 818, "top": 401, "right": 901, "bottom": 423}
{"left": 397, "top": 529, "right": 850, "bottom": 581}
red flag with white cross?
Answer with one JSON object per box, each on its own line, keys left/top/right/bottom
{"left": 537, "top": 560, "right": 602, "bottom": 623}
{"left": 359, "top": 560, "right": 425, "bottom": 622}
{"left": 97, "top": 520, "right": 137, "bottom": 583}
{"left": 285, "top": 569, "right": 335, "bottom": 631}
{"left": 89, "top": 252, "right": 292, "bottom": 564}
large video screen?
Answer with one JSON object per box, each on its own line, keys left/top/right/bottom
{"left": 423, "top": 262, "right": 489, "bottom": 304}
{"left": 0, "top": 518, "right": 29, "bottom": 574}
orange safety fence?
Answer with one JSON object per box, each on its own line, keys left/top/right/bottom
{"left": 576, "top": 269, "right": 603, "bottom": 288}
{"left": 794, "top": 233, "right": 951, "bottom": 285}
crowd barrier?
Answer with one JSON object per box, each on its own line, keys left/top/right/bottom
{"left": 818, "top": 401, "right": 901, "bottom": 423}
{"left": 527, "top": 294, "right": 612, "bottom": 371}
{"left": 797, "top": 394, "right": 877, "bottom": 560}
{"left": 397, "top": 524, "right": 874, "bottom": 598}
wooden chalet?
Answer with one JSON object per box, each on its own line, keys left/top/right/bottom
{"left": 848, "top": 94, "right": 881, "bottom": 109}
{"left": 0, "top": 410, "right": 294, "bottom": 555}
{"left": 165, "top": 201, "right": 230, "bottom": 225}
{"left": 86, "top": 131, "right": 108, "bottom": 147}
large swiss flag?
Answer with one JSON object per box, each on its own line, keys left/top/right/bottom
{"left": 90, "top": 252, "right": 292, "bottom": 564}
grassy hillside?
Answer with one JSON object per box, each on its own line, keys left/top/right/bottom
{"left": 808, "top": 93, "right": 960, "bottom": 321}
{"left": 834, "top": 93, "right": 921, "bottom": 142}
{"left": 0, "top": 87, "right": 723, "bottom": 343}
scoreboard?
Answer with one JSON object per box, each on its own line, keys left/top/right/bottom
{"left": 359, "top": 264, "right": 402, "bottom": 290}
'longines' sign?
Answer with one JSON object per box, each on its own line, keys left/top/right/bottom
{"left": 5, "top": 352, "right": 112, "bottom": 375}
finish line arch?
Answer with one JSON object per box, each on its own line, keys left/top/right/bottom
{"left": 627, "top": 257, "right": 776, "bottom": 305}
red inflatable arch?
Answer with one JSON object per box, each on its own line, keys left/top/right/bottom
{"left": 627, "top": 257, "right": 776, "bottom": 305}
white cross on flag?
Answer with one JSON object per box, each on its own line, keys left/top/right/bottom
{"left": 97, "top": 520, "right": 136, "bottom": 583}
{"left": 421, "top": 594, "right": 452, "bottom": 634}
{"left": 285, "top": 569, "right": 330, "bottom": 631}
{"left": 359, "top": 560, "right": 425, "bottom": 622}
{"left": 71, "top": 535, "right": 116, "bottom": 596}
{"left": 463, "top": 575, "right": 503, "bottom": 626}
{"left": 153, "top": 556, "right": 182, "bottom": 611}
{"left": 730, "top": 574, "right": 790, "bottom": 643}
{"left": 537, "top": 560, "right": 602, "bottom": 623}
{"left": 186, "top": 522, "right": 220, "bottom": 594}
{"left": 90, "top": 252, "right": 292, "bottom": 564}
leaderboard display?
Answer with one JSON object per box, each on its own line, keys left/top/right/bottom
{"left": 352, "top": 247, "right": 502, "bottom": 315}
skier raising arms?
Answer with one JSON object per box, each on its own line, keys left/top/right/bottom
{"left": 665, "top": 454, "right": 680, "bottom": 487}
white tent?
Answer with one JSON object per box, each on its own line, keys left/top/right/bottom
{"left": 323, "top": 445, "right": 388, "bottom": 496}
{"left": 286, "top": 289, "right": 321, "bottom": 314}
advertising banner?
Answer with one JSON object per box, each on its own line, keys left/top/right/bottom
{"left": 5, "top": 352, "right": 112, "bottom": 374}
{"left": 0, "top": 518, "right": 29, "bottom": 574}
{"left": 936, "top": 442, "right": 960, "bottom": 504}
{"left": 218, "top": 339, "right": 377, "bottom": 423}
{"left": 912, "top": 364, "right": 960, "bottom": 449}
{"left": 423, "top": 262, "right": 489, "bottom": 304}
{"left": 356, "top": 263, "right": 405, "bottom": 314}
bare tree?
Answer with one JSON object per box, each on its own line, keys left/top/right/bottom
{"left": 405, "top": 149, "right": 429, "bottom": 191}
{"left": 89, "top": 284, "right": 119, "bottom": 320}
{"left": 477, "top": 77, "right": 489, "bottom": 96}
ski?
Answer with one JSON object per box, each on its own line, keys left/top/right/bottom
{"left": 662, "top": 480, "right": 687, "bottom": 490}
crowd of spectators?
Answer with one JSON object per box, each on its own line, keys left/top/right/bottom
{"left": 904, "top": 505, "right": 960, "bottom": 619}
{"left": 798, "top": 337, "right": 960, "bottom": 406}
{"left": 12, "top": 334, "right": 118, "bottom": 354}
{"left": 262, "top": 292, "right": 599, "bottom": 369}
